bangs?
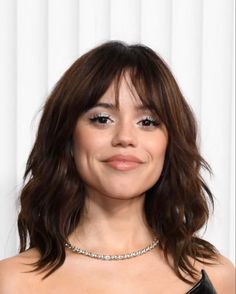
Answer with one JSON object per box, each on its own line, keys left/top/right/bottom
{"left": 79, "top": 50, "right": 166, "bottom": 125}
{"left": 124, "top": 67, "right": 165, "bottom": 122}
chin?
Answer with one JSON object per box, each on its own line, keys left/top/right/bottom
{"left": 104, "top": 193, "right": 144, "bottom": 201}
{"left": 100, "top": 186, "right": 146, "bottom": 200}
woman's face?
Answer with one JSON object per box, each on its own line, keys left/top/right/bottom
{"left": 73, "top": 75, "right": 168, "bottom": 200}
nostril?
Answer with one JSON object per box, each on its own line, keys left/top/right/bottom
{"left": 110, "top": 122, "right": 139, "bottom": 147}
{"left": 111, "top": 134, "right": 137, "bottom": 147}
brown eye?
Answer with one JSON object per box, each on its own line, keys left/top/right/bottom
{"left": 89, "top": 113, "right": 114, "bottom": 125}
{"left": 138, "top": 116, "right": 160, "bottom": 128}
{"left": 90, "top": 117, "right": 109, "bottom": 124}
{"left": 142, "top": 119, "right": 154, "bottom": 126}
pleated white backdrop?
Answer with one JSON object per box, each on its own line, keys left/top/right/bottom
{"left": 0, "top": 0, "right": 235, "bottom": 263}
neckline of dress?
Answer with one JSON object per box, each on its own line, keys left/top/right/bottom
{"left": 186, "top": 270, "right": 205, "bottom": 293}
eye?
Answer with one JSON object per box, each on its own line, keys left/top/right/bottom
{"left": 138, "top": 116, "right": 160, "bottom": 128}
{"left": 89, "top": 113, "right": 114, "bottom": 125}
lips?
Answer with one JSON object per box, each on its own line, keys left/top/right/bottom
{"left": 104, "top": 155, "right": 144, "bottom": 171}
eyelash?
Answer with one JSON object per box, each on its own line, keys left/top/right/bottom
{"left": 88, "top": 113, "right": 160, "bottom": 128}
{"left": 89, "top": 113, "right": 113, "bottom": 125}
{"left": 140, "top": 116, "right": 160, "bottom": 127}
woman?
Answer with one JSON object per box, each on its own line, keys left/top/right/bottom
{"left": 0, "top": 41, "right": 234, "bottom": 293}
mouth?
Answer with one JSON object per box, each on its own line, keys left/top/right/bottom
{"left": 103, "top": 155, "right": 144, "bottom": 171}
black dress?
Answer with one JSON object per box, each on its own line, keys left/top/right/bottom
{"left": 186, "top": 270, "right": 217, "bottom": 293}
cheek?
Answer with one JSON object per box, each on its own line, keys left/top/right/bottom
{"left": 129, "top": 135, "right": 168, "bottom": 194}
{"left": 146, "top": 134, "right": 168, "bottom": 161}
{"left": 73, "top": 128, "right": 108, "bottom": 164}
{"left": 144, "top": 134, "right": 168, "bottom": 182}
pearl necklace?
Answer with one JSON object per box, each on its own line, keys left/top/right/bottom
{"left": 65, "top": 238, "right": 159, "bottom": 261}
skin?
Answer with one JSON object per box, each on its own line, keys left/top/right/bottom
{"left": 0, "top": 74, "right": 235, "bottom": 293}
{"left": 69, "top": 74, "right": 168, "bottom": 254}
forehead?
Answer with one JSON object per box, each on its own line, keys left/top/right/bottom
{"left": 97, "top": 74, "right": 150, "bottom": 111}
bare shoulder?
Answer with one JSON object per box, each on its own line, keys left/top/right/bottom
{"left": 0, "top": 248, "right": 40, "bottom": 293}
{"left": 201, "top": 254, "right": 235, "bottom": 294}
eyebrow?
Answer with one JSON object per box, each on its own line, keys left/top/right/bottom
{"left": 90, "top": 102, "right": 152, "bottom": 111}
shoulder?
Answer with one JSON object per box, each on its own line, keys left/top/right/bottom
{"left": 0, "top": 248, "right": 40, "bottom": 293}
{"left": 201, "top": 254, "right": 235, "bottom": 294}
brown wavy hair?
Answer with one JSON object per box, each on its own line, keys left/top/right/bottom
{"left": 18, "top": 41, "right": 218, "bottom": 283}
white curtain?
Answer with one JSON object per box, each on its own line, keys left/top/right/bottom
{"left": 0, "top": 0, "right": 234, "bottom": 263}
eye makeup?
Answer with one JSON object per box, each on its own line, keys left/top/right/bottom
{"left": 89, "top": 113, "right": 114, "bottom": 125}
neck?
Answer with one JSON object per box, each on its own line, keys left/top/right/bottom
{"left": 69, "top": 189, "right": 156, "bottom": 255}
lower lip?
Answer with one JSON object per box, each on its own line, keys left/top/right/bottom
{"left": 105, "top": 160, "right": 142, "bottom": 171}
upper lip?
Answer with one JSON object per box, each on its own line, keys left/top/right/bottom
{"left": 105, "top": 155, "right": 143, "bottom": 163}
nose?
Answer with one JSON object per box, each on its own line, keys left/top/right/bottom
{"left": 111, "top": 121, "right": 138, "bottom": 147}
